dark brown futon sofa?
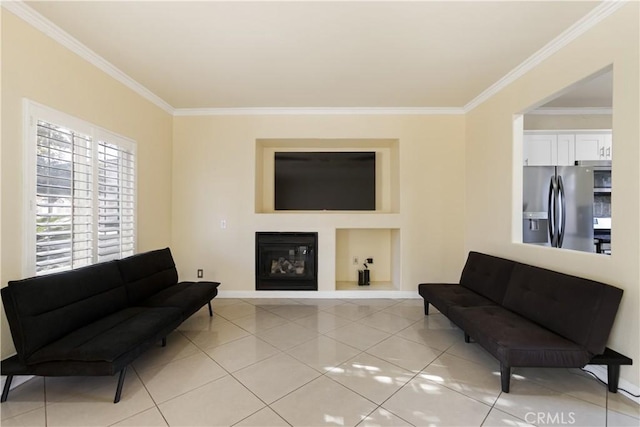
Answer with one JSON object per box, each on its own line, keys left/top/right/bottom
{"left": 419, "top": 251, "right": 628, "bottom": 392}
{"left": 1, "top": 247, "right": 219, "bottom": 403}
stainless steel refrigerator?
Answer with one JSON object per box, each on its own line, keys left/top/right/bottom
{"left": 523, "top": 166, "right": 594, "bottom": 252}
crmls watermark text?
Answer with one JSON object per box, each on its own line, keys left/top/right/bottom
{"left": 525, "top": 412, "right": 576, "bottom": 425}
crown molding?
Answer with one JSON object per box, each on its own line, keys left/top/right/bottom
{"left": 173, "top": 107, "right": 465, "bottom": 116}
{"left": 2, "top": 0, "right": 175, "bottom": 115}
{"left": 528, "top": 107, "right": 613, "bottom": 115}
{"left": 463, "top": 0, "right": 627, "bottom": 113}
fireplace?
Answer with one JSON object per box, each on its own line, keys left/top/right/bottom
{"left": 255, "top": 232, "right": 318, "bottom": 291}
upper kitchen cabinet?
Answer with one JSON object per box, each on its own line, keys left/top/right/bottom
{"left": 524, "top": 130, "right": 612, "bottom": 165}
{"left": 523, "top": 132, "right": 575, "bottom": 166}
{"left": 575, "top": 131, "right": 612, "bottom": 161}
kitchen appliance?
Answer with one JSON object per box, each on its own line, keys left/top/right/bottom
{"left": 577, "top": 160, "right": 612, "bottom": 254}
{"left": 523, "top": 166, "right": 594, "bottom": 252}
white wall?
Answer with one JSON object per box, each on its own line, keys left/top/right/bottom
{"left": 465, "top": 3, "right": 639, "bottom": 387}
{"left": 171, "top": 115, "right": 466, "bottom": 293}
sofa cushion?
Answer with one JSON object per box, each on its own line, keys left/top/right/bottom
{"left": 459, "top": 252, "right": 515, "bottom": 304}
{"left": 502, "top": 264, "right": 623, "bottom": 355}
{"left": 117, "top": 248, "right": 179, "bottom": 304}
{"left": 140, "top": 281, "right": 220, "bottom": 319}
{"left": 5, "top": 261, "right": 127, "bottom": 360}
{"left": 449, "top": 305, "right": 591, "bottom": 367}
{"left": 418, "top": 284, "right": 496, "bottom": 316}
{"left": 26, "top": 307, "right": 182, "bottom": 366}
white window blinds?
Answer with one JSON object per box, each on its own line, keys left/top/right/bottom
{"left": 97, "top": 141, "right": 135, "bottom": 262}
{"left": 36, "top": 121, "right": 93, "bottom": 274}
{"left": 26, "top": 102, "right": 136, "bottom": 276}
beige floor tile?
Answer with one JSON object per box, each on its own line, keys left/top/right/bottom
{"left": 287, "top": 335, "right": 362, "bottom": 372}
{"left": 214, "top": 301, "right": 264, "bottom": 320}
{"left": 45, "top": 372, "right": 155, "bottom": 426}
{"left": 254, "top": 321, "right": 319, "bottom": 350}
{"left": 230, "top": 310, "right": 289, "bottom": 333}
{"left": 270, "top": 376, "right": 378, "bottom": 426}
{"left": 176, "top": 311, "right": 219, "bottom": 332}
{"left": 45, "top": 374, "right": 132, "bottom": 404}
{"left": 0, "top": 377, "right": 44, "bottom": 421}
{"left": 234, "top": 407, "right": 290, "bottom": 427}
{"left": 182, "top": 320, "right": 251, "bottom": 350}
{"left": 132, "top": 331, "right": 201, "bottom": 370}
{"left": 366, "top": 335, "right": 441, "bottom": 372}
{"left": 445, "top": 339, "right": 501, "bottom": 369}
{"left": 607, "top": 409, "right": 640, "bottom": 427}
{"left": 135, "top": 352, "right": 226, "bottom": 403}
{"left": 0, "top": 407, "right": 46, "bottom": 427}
{"left": 158, "top": 375, "right": 265, "bottom": 426}
{"left": 233, "top": 353, "right": 321, "bottom": 404}
{"left": 494, "top": 379, "right": 607, "bottom": 426}
{"left": 205, "top": 335, "right": 280, "bottom": 372}
{"left": 266, "top": 304, "right": 320, "bottom": 320}
{"left": 382, "top": 375, "right": 492, "bottom": 426}
{"left": 294, "top": 310, "right": 353, "bottom": 333}
{"left": 347, "top": 298, "right": 399, "bottom": 309}
{"left": 294, "top": 298, "right": 348, "bottom": 308}
{"left": 607, "top": 390, "right": 640, "bottom": 420}
{"left": 419, "top": 352, "right": 502, "bottom": 405}
{"left": 356, "top": 311, "right": 416, "bottom": 334}
{"left": 513, "top": 367, "right": 607, "bottom": 408}
{"left": 358, "top": 407, "right": 413, "bottom": 427}
{"left": 396, "top": 319, "right": 464, "bottom": 351}
{"left": 248, "top": 298, "right": 301, "bottom": 308}
{"left": 481, "top": 408, "right": 533, "bottom": 426}
{"left": 111, "top": 407, "right": 168, "bottom": 426}
{"left": 379, "top": 304, "right": 425, "bottom": 321}
{"left": 325, "top": 322, "right": 391, "bottom": 351}
{"left": 326, "top": 352, "right": 415, "bottom": 404}
{"left": 212, "top": 298, "right": 245, "bottom": 307}
{"left": 322, "top": 303, "right": 380, "bottom": 321}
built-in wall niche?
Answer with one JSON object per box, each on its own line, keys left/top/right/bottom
{"left": 335, "top": 228, "right": 400, "bottom": 291}
{"left": 255, "top": 139, "right": 400, "bottom": 213}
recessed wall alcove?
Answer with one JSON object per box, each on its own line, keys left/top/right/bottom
{"left": 253, "top": 138, "right": 402, "bottom": 292}
{"left": 255, "top": 138, "right": 400, "bottom": 214}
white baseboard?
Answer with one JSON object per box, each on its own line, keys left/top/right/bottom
{"left": 582, "top": 365, "right": 640, "bottom": 404}
{"left": 216, "top": 290, "right": 420, "bottom": 299}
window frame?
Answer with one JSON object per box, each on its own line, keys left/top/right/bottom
{"left": 23, "top": 100, "right": 137, "bottom": 276}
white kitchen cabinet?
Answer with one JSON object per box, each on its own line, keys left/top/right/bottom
{"left": 575, "top": 132, "right": 612, "bottom": 161}
{"left": 523, "top": 133, "right": 575, "bottom": 166}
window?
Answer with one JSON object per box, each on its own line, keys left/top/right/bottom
{"left": 25, "top": 101, "right": 136, "bottom": 276}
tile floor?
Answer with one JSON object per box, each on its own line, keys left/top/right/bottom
{"left": 1, "top": 297, "right": 638, "bottom": 427}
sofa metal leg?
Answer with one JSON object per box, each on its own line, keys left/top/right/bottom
{"left": 424, "top": 301, "right": 430, "bottom": 315}
{"left": 1, "top": 375, "right": 13, "bottom": 402}
{"left": 500, "top": 364, "right": 511, "bottom": 393}
{"left": 161, "top": 337, "right": 167, "bottom": 347}
{"left": 114, "top": 367, "right": 127, "bottom": 403}
{"left": 208, "top": 301, "right": 213, "bottom": 317}
{"left": 607, "top": 364, "right": 620, "bottom": 393}
{"left": 464, "top": 333, "right": 470, "bottom": 343}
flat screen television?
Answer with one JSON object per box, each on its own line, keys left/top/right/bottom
{"left": 274, "top": 152, "right": 376, "bottom": 211}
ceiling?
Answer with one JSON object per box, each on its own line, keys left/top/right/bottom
{"left": 23, "top": 1, "right": 607, "bottom": 110}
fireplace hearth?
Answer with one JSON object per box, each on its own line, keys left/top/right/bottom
{"left": 255, "top": 232, "right": 318, "bottom": 291}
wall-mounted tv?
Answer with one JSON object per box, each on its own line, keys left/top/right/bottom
{"left": 274, "top": 152, "right": 376, "bottom": 211}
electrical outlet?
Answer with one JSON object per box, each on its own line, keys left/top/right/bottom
{"left": 353, "top": 256, "right": 359, "bottom": 265}
{"left": 197, "top": 269, "right": 203, "bottom": 278}
{"left": 220, "top": 220, "right": 227, "bottom": 229}
{"left": 366, "top": 257, "right": 374, "bottom": 264}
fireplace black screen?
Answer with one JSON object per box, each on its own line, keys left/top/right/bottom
{"left": 255, "top": 232, "right": 318, "bottom": 291}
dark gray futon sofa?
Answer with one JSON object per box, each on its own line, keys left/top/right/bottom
{"left": 1, "top": 247, "right": 219, "bottom": 403}
{"left": 419, "top": 251, "right": 626, "bottom": 393}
